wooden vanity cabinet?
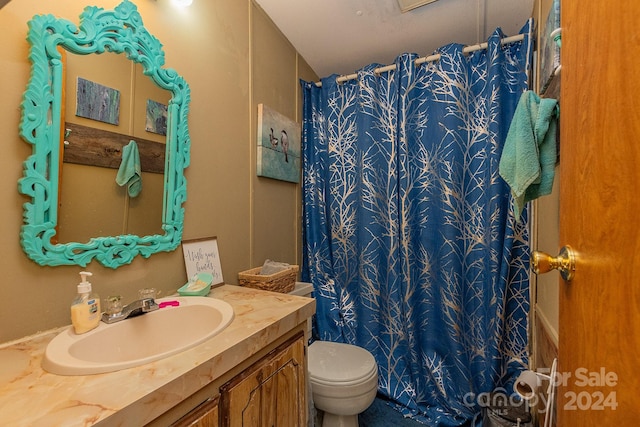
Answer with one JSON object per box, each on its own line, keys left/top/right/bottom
{"left": 220, "top": 332, "right": 307, "bottom": 427}
{"left": 168, "top": 330, "right": 307, "bottom": 427}
{"left": 173, "top": 397, "right": 219, "bottom": 427}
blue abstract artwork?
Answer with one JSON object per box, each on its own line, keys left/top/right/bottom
{"left": 75, "top": 77, "right": 120, "bottom": 125}
{"left": 145, "top": 99, "right": 168, "bottom": 136}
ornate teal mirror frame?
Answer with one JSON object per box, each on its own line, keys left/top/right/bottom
{"left": 19, "top": 1, "right": 190, "bottom": 268}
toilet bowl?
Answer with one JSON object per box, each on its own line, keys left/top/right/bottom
{"left": 308, "top": 340, "right": 378, "bottom": 427}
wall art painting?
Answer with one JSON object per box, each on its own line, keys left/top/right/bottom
{"left": 540, "top": 0, "right": 561, "bottom": 95}
{"left": 145, "top": 99, "right": 168, "bottom": 136}
{"left": 75, "top": 77, "right": 120, "bottom": 125}
{"left": 256, "top": 104, "right": 301, "bottom": 183}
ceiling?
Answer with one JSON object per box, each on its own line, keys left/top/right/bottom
{"left": 254, "top": 0, "right": 534, "bottom": 78}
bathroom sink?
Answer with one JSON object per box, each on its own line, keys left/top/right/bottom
{"left": 42, "top": 296, "right": 234, "bottom": 375}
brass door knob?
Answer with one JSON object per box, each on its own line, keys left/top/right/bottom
{"left": 531, "top": 245, "right": 576, "bottom": 281}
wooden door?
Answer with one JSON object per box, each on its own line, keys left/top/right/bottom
{"left": 558, "top": 0, "right": 640, "bottom": 425}
{"left": 220, "top": 333, "right": 306, "bottom": 427}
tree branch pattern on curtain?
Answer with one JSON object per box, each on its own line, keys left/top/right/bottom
{"left": 301, "top": 20, "right": 533, "bottom": 425}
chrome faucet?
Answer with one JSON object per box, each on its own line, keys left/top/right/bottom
{"left": 101, "top": 297, "right": 159, "bottom": 324}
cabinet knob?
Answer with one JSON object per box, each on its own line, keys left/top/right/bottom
{"left": 531, "top": 245, "right": 576, "bottom": 281}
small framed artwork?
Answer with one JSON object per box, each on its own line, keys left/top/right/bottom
{"left": 539, "top": 0, "right": 561, "bottom": 95}
{"left": 182, "top": 237, "right": 224, "bottom": 286}
{"left": 256, "top": 103, "right": 301, "bottom": 183}
{"left": 75, "top": 77, "right": 121, "bottom": 125}
{"left": 145, "top": 99, "right": 168, "bottom": 136}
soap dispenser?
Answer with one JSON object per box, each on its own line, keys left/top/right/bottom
{"left": 70, "top": 271, "right": 101, "bottom": 334}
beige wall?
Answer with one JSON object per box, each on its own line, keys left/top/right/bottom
{"left": 0, "top": 0, "right": 317, "bottom": 343}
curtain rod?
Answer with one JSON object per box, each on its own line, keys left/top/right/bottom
{"left": 314, "top": 33, "right": 525, "bottom": 87}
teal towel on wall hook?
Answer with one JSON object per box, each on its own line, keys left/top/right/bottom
{"left": 116, "top": 140, "right": 142, "bottom": 197}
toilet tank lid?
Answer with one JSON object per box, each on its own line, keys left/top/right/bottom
{"left": 289, "top": 281, "right": 313, "bottom": 296}
{"left": 308, "top": 340, "right": 377, "bottom": 383}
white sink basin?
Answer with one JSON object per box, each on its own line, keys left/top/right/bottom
{"left": 42, "top": 296, "right": 234, "bottom": 375}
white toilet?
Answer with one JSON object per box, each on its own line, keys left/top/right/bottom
{"left": 307, "top": 340, "right": 378, "bottom": 427}
{"left": 289, "top": 282, "right": 378, "bottom": 427}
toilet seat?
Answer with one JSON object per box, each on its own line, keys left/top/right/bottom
{"left": 310, "top": 367, "right": 378, "bottom": 387}
{"left": 308, "top": 341, "right": 377, "bottom": 385}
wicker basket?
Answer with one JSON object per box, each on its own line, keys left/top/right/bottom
{"left": 238, "top": 265, "right": 299, "bottom": 293}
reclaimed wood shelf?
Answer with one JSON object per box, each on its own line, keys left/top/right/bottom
{"left": 63, "top": 122, "right": 165, "bottom": 174}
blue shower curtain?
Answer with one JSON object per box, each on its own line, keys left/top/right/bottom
{"left": 301, "top": 20, "right": 533, "bottom": 425}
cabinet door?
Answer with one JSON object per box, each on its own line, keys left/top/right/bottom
{"left": 172, "top": 397, "right": 219, "bottom": 427}
{"left": 221, "top": 333, "right": 306, "bottom": 427}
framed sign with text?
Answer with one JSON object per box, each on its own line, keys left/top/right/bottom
{"left": 181, "top": 236, "right": 224, "bottom": 286}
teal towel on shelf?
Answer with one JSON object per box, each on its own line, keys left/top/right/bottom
{"left": 116, "top": 140, "right": 142, "bottom": 197}
{"left": 499, "top": 90, "right": 559, "bottom": 221}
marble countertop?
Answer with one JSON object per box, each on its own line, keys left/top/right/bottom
{"left": 0, "top": 285, "right": 315, "bottom": 426}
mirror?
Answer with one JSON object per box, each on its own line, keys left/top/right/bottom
{"left": 58, "top": 52, "right": 169, "bottom": 243}
{"left": 18, "top": 0, "right": 191, "bottom": 268}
